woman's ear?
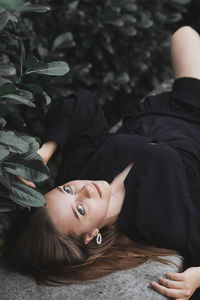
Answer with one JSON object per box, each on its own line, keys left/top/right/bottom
{"left": 84, "top": 228, "right": 99, "bottom": 245}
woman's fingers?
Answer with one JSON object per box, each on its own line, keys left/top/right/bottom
{"left": 165, "top": 272, "right": 185, "bottom": 281}
{"left": 157, "top": 276, "right": 182, "bottom": 289}
{"left": 151, "top": 280, "right": 184, "bottom": 298}
{"left": 17, "top": 176, "right": 36, "bottom": 188}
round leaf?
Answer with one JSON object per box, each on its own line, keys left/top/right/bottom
{"left": 23, "top": 83, "right": 51, "bottom": 105}
{"left": 0, "top": 93, "right": 36, "bottom": 107}
{"left": 0, "top": 83, "right": 16, "bottom": 96}
{"left": 26, "top": 55, "right": 42, "bottom": 71}
{"left": 31, "top": 61, "right": 70, "bottom": 76}
{"left": 17, "top": 3, "right": 51, "bottom": 13}
{"left": 52, "top": 32, "right": 75, "bottom": 51}
{"left": 0, "top": 147, "right": 9, "bottom": 161}
{"left": 0, "top": 64, "right": 16, "bottom": 76}
{"left": 4, "top": 161, "right": 49, "bottom": 182}
{"left": 0, "top": 77, "right": 11, "bottom": 86}
{"left": 170, "top": 0, "right": 190, "bottom": 3}
{"left": 0, "top": 131, "right": 29, "bottom": 154}
{"left": 0, "top": 8, "right": 9, "bottom": 31}
{"left": 0, "top": 197, "right": 16, "bottom": 212}
{"left": 10, "top": 181, "right": 46, "bottom": 207}
{"left": 0, "top": 0, "right": 22, "bottom": 11}
{"left": 0, "top": 117, "right": 7, "bottom": 128}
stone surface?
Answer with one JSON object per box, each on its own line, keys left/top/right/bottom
{"left": 0, "top": 256, "right": 182, "bottom": 300}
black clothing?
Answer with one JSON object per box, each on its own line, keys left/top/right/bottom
{"left": 44, "top": 77, "right": 200, "bottom": 271}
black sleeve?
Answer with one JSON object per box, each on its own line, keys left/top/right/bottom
{"left": 134, "top": 143, "right": 189, "bottom": 251}
{"left": 135, "top": 143, "right": 200, "bottom": 269}
{"left": 43, "top": 90, "right": 108, "bottom": 153}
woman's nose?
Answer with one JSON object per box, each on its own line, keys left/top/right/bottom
{"left": 81, "top": 184, "right": 94, "bottom": 198}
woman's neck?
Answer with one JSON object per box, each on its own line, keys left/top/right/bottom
{"left": 99, "top": 162, "right": 134, "bottom": 228}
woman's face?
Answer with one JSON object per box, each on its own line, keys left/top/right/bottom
{"left": 45, "top": 180, "right": 111, "bottom": 244}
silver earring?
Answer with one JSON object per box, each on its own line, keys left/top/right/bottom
{"left": 96, "top": 232, "right": 102, "bottom": 245}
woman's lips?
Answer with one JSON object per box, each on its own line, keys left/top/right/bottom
{"left": 93, "top": 183, "right": 102, "bottom": 198}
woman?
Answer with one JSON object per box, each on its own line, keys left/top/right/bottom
{"left": 4, "top": 26, "right": 200, "bottom": 299}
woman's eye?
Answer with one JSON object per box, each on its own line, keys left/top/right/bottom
{"left": 63, "top": 185, "right": 73, "bottom": 194}
{"left": 77, "top": 204, "right": 85, "bottom": 216}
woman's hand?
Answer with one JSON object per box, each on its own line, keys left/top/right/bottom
{"left": 151, "top": 267, "right": 200, "bottom": 299}
{"left": 17, "top": 141, "right": 58, "bottom": 188}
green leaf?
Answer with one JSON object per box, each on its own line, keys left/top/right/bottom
{"left": 0, "top": 77, "right": 12, "bottom": 86}
{"left": 52, "top": 32, "right": 75, "bottom": 51}
{"left": 115, "top": 72, "right": 130, "bottom": 85}
{"left": 17, "top": 3, "right": 51, "bottom": 13}
{"left": 4, "top": 160, "right": 49, "bottom": 182}
{"left": 0, "top": 54, "right": 9, "bottom": 64}
{"left": 111, "top": 0, "right": 135, "bottom": 7}
{"left": 0, "top": 64, "right": 16, "bottom": 76}
{"left": 0, "top": 117, "right": 7, "bottom": 128}
{"left": 42, "top": 90, "right": 51, "bottom": 105}
{"left": 0, "top": 83, "right": 16, "bottom": 96}
{"left": 19, "top": 39, "right": 26, "bottom": 76}
{"left": 18, "top": 89, "right": 34, "bottom": 101}
{"left": 104, "top": 19, "right": 124, "bottom": 26}
{"left": 24, "top": 83, "right": 51, "bottom": 105}
{"left": 0, "top": 146, "right": 9, "bottom": 161}
{"left": 119, "top": 25, "right": 137, "bottom": 36}
{"left": 7, "top": 134, "right": 40, "bottom": 160}
{"left": 26, "top": 55, "right": 43, "bottom": 71}
{"left": 137, "top": 14, "right": 154, "bottom": 29}
{"left": 122, "top": 15, "right": 137, "bottom": 24}
{"left": 0, "top": 0, "right": 22, "bottom": 11}
{"left": 8, "top": 12, "right": 18, "bottom": 22}
{"left": 0, "top": 168, "right": 11, "bottom": 189}
{"left": 10, "top": 181, "right": 46, "bottom": 207}
{"left": 124, "top": 3, "right": 138, "bottom": 12}
{"left": 166, "top": 13, "right": 182, "bottom": 23}
{"left": 0, "top": 197, "right": 16, "bottom": 212}
{"left": 66, "top": 0, "right": 79, "bottom": 10}
{"left": 30, "top": 61, "right": 70, "bottom": 76}
{"left": 18, "top": 134, "right": 39, "bottom": 146}
{"left": 101, "top": 42, "right": 114, "bottom": 54}
{"left": 0, "top": 7, "right": 9, "bottom": 31}
{"left": 170, "top": 0, "right": 190, "bottom": 3}
{"left": 0, "top": 131, "right": 29, "bottom": 154}
{"left": 0, "top": 93, "right": 36, "bottom": 107}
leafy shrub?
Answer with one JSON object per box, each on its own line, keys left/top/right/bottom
{"left": 28, "top": 0, "right": 192, "bottom": 123}
{"left": 0, "top": 0, "right": 69, "bottom": 236}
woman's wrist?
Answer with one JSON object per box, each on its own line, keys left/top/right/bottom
{"left": 37, "top": 141, "right": 58, "bottom": 164}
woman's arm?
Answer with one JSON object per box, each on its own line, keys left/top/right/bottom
{"left": 151, "top": 267, "right": 200, "bottom": 299}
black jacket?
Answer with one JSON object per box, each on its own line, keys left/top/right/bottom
{"left": 44, "top": 77, "right": 200, "bottom": 270}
